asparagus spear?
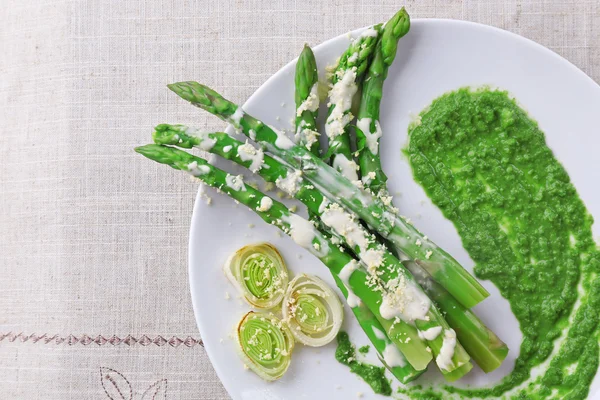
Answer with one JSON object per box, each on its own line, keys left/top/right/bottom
{"left": 167, "top": 82, "right": 490, "bottom": 308}
{"left": 153, "top": 125, "right": 474, "bottom": 378}
{"left": 136, "top": 143, "right": 433, "bottom": 373}
{"left": 355, "top": 8, "right": 410, "bottom": 194}
{"left": 301, "top": 57, "right": 424, "bottom": 382}
{"left": 294, "top": 45, "right": 321, "bottom": 155}
{"left": 351, "top": 15, "right": 505, "bottom": 375}
{"left": 403, "top": 260, "right": 509, "bottom": 373}
{"left": 324, "top": 24, "right": 382, "bottom": 182}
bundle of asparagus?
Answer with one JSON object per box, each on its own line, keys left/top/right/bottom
{"left": 137, "top": 7, "right": 507, "bottom": 384}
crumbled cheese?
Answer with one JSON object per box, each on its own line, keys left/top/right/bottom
{"left": 379, "top": 274, "right": 431, "bottom": 322}
{"left": 320, "top": 203, "right": 369, "bottom": 254}
{"left": 222, "top": 145, "right": 232, "bottom": 153}
{"left": 276, "top": 170, "right": 303, "bottom": 196}
{"left": 425, "top": 250, "right": 433, "bottom": 259}
{"left": 362, "top": 171, "right": 377, "bottom": 186}
{"left": 325, "top": 68, "right": 358, "bottom": 139}
{"left": 296, "top": 83, "right": 320, "bottom": 116}
{"left": 237, "top": 141, "right": 264, "bottom": 172}
{"left": 379, "top": 194, "right": 393, "bottom": 206}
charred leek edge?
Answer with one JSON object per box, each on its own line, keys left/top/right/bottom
{"left": 282, "top": 274, "right": 344, "bottom": 347}
{"left": 236, "top": 311, "right": 294, "bottom": 381}
{"left": 224, "top": 242, "right": 289, "bottom": 309}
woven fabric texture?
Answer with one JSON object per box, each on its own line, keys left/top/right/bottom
{"left": 1, "top": 0, "right": 598, "bottom": 398}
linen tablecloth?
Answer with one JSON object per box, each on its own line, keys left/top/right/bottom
{"left": 1, "top": 0, "right": 598, "bottom": 398}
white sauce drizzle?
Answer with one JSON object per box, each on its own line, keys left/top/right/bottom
{"left": 325, "top": 68, "right": 358, "bottom": 139}
{"left": 249, "top": 129, "right": 257, "bottom": 141}
{"left": 356, "top": 118, "right": 383, "bottom": 155}
{"left": 436, "top": 329, "right": 457, "bottom": 372}
{"left": 332, "top": 154, "right": 359, "bottom": 183}
{"left": 275, "top": 170, "right": 303, "bottom": 196}
{"left": 418, "top": 326, "right": 443, "bottom": 341}
{"left": 382, "top": 343, "right": 407, "bottom": 367}
{"left": 230, "top": 108, "right": 245, "bottom": 126}
{"left": 256, "top": 197, "right": 273, "bottom": 212}
{"left": 379, "top": 275, "right": 431, "bottom": 323}
{"left": 362, "top": 248, "right": 384, "bottom": 269}
{"left": 320, "top": 203, "right": 369, "bottom": 252}
{"left": 271, "top": 127, "right": 295, "bottom": 149}
{"left": 185, "top": 127, "right": 216, "bottom": 151}
{"left": 237, "top": 142, "right": 264, "bottom": 173}
{"left": 318, "top": 197, "right": 330, "bottom": 214}
{"left": 187, "top": 161, "right": 210, "bottom": 176}
{"left": 371, "top": 326, "right": 387, "bottom": 341}
{"left": 225, "top": 174, "right": 245, "bottom": 191}
{"left": 281, "top": 214, "right": 328, "bottom": 257}
{"left": 347, "top": 52, "right": 359, "bottom": 64}
{"left": 338, "top": 260, "right": 361, "bottom": 307}
{"left": 360, "top": 27, "right": 378, "bottom": 38}
{"left": 296, "top": 83, "right": 320, "bottom": 116}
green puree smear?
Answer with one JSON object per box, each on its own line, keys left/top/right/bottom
{"left": 406, "top": 88, "right": 600, "bottom": 399}
{"left": 335, "top": 332, "right": 392, "bottom": 396}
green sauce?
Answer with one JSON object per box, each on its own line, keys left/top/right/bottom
{"left": 335, "top": 332, "right": 392, "bottom": 396}
{"left": 406, "top": 88, "right": 600, "bottom": 399}
{"left": 359, "top": 345, "right": 371, "bottom": 354}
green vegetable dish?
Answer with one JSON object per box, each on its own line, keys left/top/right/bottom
{"left": 406, "top": 88, "right": 600, "bottom": 399}
{"left": 136, "top": 5, "right": 600, "bottom": 400}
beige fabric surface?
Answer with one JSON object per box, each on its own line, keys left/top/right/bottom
{"left": 1, "top": 0, "right": 598, "bottom": 398}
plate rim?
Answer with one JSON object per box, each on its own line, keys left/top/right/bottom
{"left": 187, "top": 18, "right": 600, "bottom": 399}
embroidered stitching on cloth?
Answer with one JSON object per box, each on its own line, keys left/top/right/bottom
{"left": 0, "top": 332, "right": 203, "bottom": 347}
{"left": 100, "top": 367, "right": 168, "bottom": 400}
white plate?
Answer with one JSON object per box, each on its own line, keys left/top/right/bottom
{"left": 189, "top": 19, "right": 600, "bottom": 399}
